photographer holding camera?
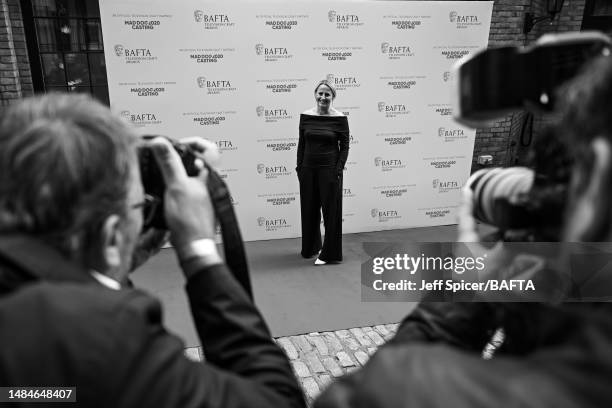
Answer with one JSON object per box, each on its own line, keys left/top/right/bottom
{"left": 314, "top": 51, "right": 612, "bottom": 407}
{"left": 0, "top": 94, "right": 305, "bottom": 408}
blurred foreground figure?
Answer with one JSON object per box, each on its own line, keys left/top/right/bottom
{"left": 315, "top": 57, "right": 612, "bottom": 408}
{"left": 0, "top": 94, "right": 304, "bottom": 408}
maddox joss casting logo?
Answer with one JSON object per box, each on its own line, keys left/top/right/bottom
{"left": 374, "top": 157, "right": 407, "bottom": 172}
{"left": 257, "top": 216, "right": 290, "bottom": 232}
{"left": 425, "top": 156, "right": 462, "bottom": 169}
{"left": 384, "top": 14, "right": 428, "bottom": 30}
{"left": 257, "top": 163, "right": 292, "bottom": 179}
{"left": 120, "top": 110, "right": 161, "bottom": 127}
{"left": 436, "top": 46, "right": 477, "bottom": 60}
{"left": 371, "top": 208, "right": 401, "bottom": 223}
{"left": 432, "top": 178, "right": 462, "bottom": 193}
{"left": 381, "top": 76, "right": 422, "bottom": 91}
{"left": 328, "top": 10, "right": 363, "bottom": 29}
{"left": 255, "top": 44, "right": 293, "bottom": 62}
{"left": 438, "top": 127, "right": 467, "bottom": 142}
{"left": 113, "top": 44, "right": 157, "bottom": 64}
{"left": 123, "top": 19, "right": 161, "bottom": 30}
{"left": 196, "top": 77, "right": 236, "bottom": 95}
{"left": 256, "top": 106, "right": 293, "bottom": 123}
{"left": 326, "top": 74, "right": 361, "bottom": 91}
{"left": 418, "top": 206, "right": 455, "bottom": 219}
{"left": 378, "top": 102, "right": 409, "bottom": 118}
{"left": 429, "top": 104, "right": 453, "bottom": 116}
{"left": 380, "top": 42, "right": 414, "bottom": 59}
{"left": 449, "top": 11, "right": 482, "bottom": 28}
{"left": 193, "top": 10, "right": 234, "bottom": 29}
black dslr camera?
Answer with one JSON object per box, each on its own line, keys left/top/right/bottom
{"left": 137, "top": 135, "right": 252, "bottom": 297}
{"left": 453, "top": 32, "right": 611, "bottom": 240}
{"left": 138, "top": 135, "right": 200, "bottom": 229}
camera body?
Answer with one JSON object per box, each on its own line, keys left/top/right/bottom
{"left": 452, "top": 33, "right": 601, "bottom": 238}
{"left": 452, "top": 32, "right": 611, "bottom": 127}
{"left": 137, "top": 135, "right": 200, "bottom": 229}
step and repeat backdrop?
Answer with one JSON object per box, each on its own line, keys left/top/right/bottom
{"left": 100, "top": 0, "right": 493, "bottom": 242}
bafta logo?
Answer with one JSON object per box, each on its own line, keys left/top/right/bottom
{"left": 381, "top": 42, "right": 389, "bottom": 54}
{"left": 256, "top": 106, "right": 265, "bottom": 117}
{"left": 197, "top": 77, "right": 206, "bottom": 88}
{"left": 257, "top": 217, "right": 266, "bottom": 227}
{"left": 257, "top": 163, "right": 265, "bottom": 174}
{"left": 114, "top": 44, "right": 124, "bottom": 57}
{"left": 255, "top": 43, "right": 264, "bottom": 55}
{"left": 194, "top": 10, "right": 204, "bottom": 22}
{"left": 371, "top": 208, "right": 378, "bottom": 218}
{"left": 328, "top": 10, "right": 337, "bottom": 23}
{"left": 438, "top": 127, "right": 445, "bottom": 137}
{"left": 378, "top": 102, "right": 386, "bottom": 112}
{"left": 326, "top": 74, "right": 335, "bottom": 83}
{"left": 119, "top": 110, "right": 131, "bottom": 120}
{"left": 449, "top": 11, "right": 458, "bottom": 23}
{"left": 443, "top": 71, "right": 451, "bottom": 82}
{"left": 433, "top": 179, "right": 439, "bottom": 189}
{"left": 374, "top": 157, "right": 382, "bottom": 167}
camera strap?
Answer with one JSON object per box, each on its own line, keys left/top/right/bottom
{"left": 205, "top": 163, "right": 253, "bottom": 300}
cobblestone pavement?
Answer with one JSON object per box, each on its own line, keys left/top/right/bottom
{"left": 184, "top": 323, "right": 400, "bottom": 405}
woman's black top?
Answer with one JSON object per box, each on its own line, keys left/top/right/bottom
{"left": 296, "top": 114, "right": 350, "bottom": 173}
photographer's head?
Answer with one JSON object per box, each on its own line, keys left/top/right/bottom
{"left": 0, "top": 93, "right": 143, "bottom": 281}
{"left": 557, "top": 56, "right": 612, "bottom": 241}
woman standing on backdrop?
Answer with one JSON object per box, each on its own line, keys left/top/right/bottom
{"left": 296, "top": 80, "right": 349, "bottom": 265}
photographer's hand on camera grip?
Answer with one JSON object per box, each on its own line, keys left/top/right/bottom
{"left": 149, "top": 137, "right": 220, "bottom": 269}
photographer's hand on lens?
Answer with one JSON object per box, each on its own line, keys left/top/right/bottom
{"left": 149, "top": 137, "right": 221, "bottom": 271}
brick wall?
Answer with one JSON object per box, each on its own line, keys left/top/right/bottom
{"left": 473, "top": 0, "right": 586, "bottom": 171}
{"left": 0, "top": 0, "right": 33, "bottom": 111}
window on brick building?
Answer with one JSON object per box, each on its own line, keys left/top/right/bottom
{"left": 582, "top": 0, "right": 612, "bottom": 32}
{"left": 21, "top": 0, "right": 109, "bottom": 105}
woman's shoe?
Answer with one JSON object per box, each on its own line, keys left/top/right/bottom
{"left": 314, "top": 258, "right": 327, "bottom": 265}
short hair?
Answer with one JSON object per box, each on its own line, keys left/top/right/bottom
{"left": 0, "top": 93, "right": 138, "bottom": 258}
{"left": 314, "top": 80, "right": 337, "bottom": 99}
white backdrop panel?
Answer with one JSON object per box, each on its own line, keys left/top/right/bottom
{"left": 100, "top": 0, "right": 493, "bottom": 241}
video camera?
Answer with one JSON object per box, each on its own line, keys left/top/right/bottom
{"left": 453, "top": 32, "right": 611, "bottom": 239}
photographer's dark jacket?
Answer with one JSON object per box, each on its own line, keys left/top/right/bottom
{"left": 0, "top": 234, "right": 305, "bottom": 408}
{"left": 315, "top": 298, "right": 612, "bottom": 407}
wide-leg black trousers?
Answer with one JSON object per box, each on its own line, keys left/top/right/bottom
{"left": 298, "top": 166, "right": 343, "bottom": 262}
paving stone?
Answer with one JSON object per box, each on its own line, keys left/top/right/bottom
{"left": 308, "top": 334, "right": 329, "bottom": 356}
{"left": 354, "top": 350, "right": 369, "bottom": 366}
{"left": 322, "top": 357, "right": 344, "bottom": 377}
{"left": 361, "top": 326, "right": 373, "bottom": 332}
{"left": 323, "top": 357, "right": 344, "bottom": 377}
{"left": 365, "top": 330, "right": 386, "bottom": 346}
{"left": 339, "top": 335, "right": 361, "bottom": 351}
{"left": 367, "top": 347, "right": 377, "bottom": 356}
{"left": 335, "top": 329, "right": 351, "bottom": 339}
{"left": 350, "top": 327, "right": 373, "bottom": 347}
{"left": 336, "top": 351, "right": 356, "bottom": 368}
{"left": 374, "top": 325, "right": 390, "bottom": 336}
{"left": 300, "top": 377, "right": 321, "bottom": 401}
{"left": 291, "top": 335, "right": 313, "bottom": 353}
{"left": 346, "top": 366, "right": 359, "bottom": 373}
{"left": 292, "top": 360, "right": 311, "bottom": 378}
{"left": 322, "top": 332, "right": 344, "bottom": 353}
{"left": 305, "top": 352, "right": 326, "bottom": 373}
{"left": 317, "top": 374, "right": 333, "bottom": 389}
{"left": 385, "top": 323, "right": 399, "bottom": 333}
{"left": 184, "top": 347, "right": 200, "bottom": 362}
{"left": 277, "top": 337, "right": 299, "bottom": 360}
